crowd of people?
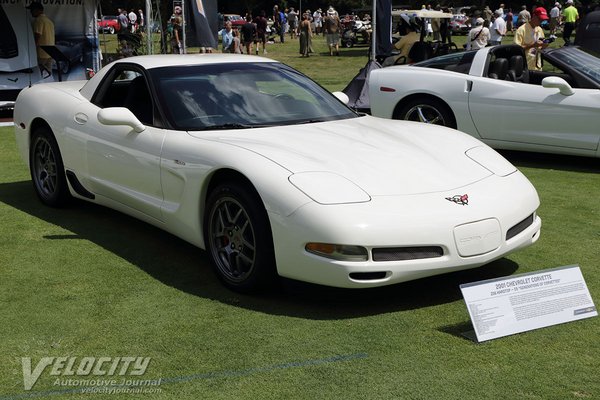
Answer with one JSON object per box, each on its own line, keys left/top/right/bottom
{"left": 460, "top": 1, "right": 583, "bottom": 71}
{"left": 214, "top": 6, "right": 350, "bottom": 57}
{"left": 112, "top": 2, "right": 596, "bottom": 67}
{"left": 117, "top": 8, "right": 145, "bottom": 34}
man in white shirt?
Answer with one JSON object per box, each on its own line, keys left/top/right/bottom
{"left": 128, "top": 9, "right": 137, "bottom": 32}
{"left": 549, "top": 2, "right": 561, "bottom": 39}
{"left": 490, "top": 9, "right": 507, "bottom": 45}
{"left": 466, "top": 17, "right": 490, "bottom": 50}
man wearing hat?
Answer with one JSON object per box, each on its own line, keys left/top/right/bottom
{"left": 514, "top": 7, "right": 549, "bottom": 71}
{"left": 323, "top": 7, "right": 341, "bottom": 55}
{"left": 313, "top": 8, "right": 323, "bottom": 35}
{"left": 489, "top": 9, "right": 507, "bottom": 45}
{"left": 562, "top": 0, "right": 579, "bottom": 46}
{"left": 26, "top": 1, "right": 55, "bottom": 79}
{"left": 466, "top": 17, "right": 490, "bottom": 50}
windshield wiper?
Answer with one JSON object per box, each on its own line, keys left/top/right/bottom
{"left": 206, "top": 123, "right": 255, "bottom": 130}
{"left": 195, "top": 123, "right": 273, "bottom": 131}
{"left": 292, "top": 118, "right": 327, "bottom": 125}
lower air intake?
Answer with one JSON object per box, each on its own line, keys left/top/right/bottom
{"left": 349, "top": 272, "right": 387, "bottom": 281}
{"left": 372, "top": 246, "right": 444, "bottom": 262}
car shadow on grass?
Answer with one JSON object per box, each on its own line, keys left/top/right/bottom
{"left": 1, "top": 180, "right": 520, "bottom": 320}
{"left": 499, "top": 150, "right": 600, "bottom": 173}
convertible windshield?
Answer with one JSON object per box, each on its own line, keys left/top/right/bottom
{"left": 414, "top": 50, "right": 477, "bottom": 74}
{"left": 546, "top": 46, "right": 600, "bottom": 86}
{"left": 151, "top": 62, "right": 358, "bottom": 130}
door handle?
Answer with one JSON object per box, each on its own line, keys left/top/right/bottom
{"left": 465, "top": 80, "right": 473, "bottom": 92}
{"left": 74, "top": 113, "right": 88, "bottom": 125}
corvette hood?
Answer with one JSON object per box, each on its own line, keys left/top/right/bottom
{"left": 191, "top": 116, "right": 499, "bottom": 196}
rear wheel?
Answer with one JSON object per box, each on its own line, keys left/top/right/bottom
{"left": 395, "top": 97, "right": 456, "bottom": 129}
{"left": 29, "top": 126, "right": 71, "bottom": 207}
{"left": 205, "top": 181, "right": 276, "bottom": 292}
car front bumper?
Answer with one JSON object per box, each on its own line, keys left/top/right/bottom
{"left": 269, "top": 171, "right": 541, "bottom": 288}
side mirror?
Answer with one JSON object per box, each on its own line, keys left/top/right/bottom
{"left": 97, "top": 107, "right": 146, "bottom": 132}
{"left": 332, "top": 91, "right": 350, "bottom": 105}
{"left": 542, "top": 76, "right": 574, "bottom": 96}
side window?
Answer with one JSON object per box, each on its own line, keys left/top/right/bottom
{"left": 92, "top": 67, "right": 153, "bottom": 125}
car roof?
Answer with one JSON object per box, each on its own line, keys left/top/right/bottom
{"left": 80, "top": 54, "right": 276, "bottom": 100}
{"left": 116, "top": 54, "right": 273, "bottom": 69}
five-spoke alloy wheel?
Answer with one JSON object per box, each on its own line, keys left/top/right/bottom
{"left": 29, "top": 127, "right": 70, "bottom": 207}
{"left": 206, "top": 182, "right": 276, "bottom": 292}
{"left": 396, "top": 97, "right": 456, "bottom": 129}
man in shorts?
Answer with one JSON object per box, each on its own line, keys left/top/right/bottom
{"left": 240, "top": 14, "right": 257, "bottom": 55}
{"left": 253, "top": 11, "right": 268, "bottom": 54}
{"left": 324, "top": 7, "right": 341, "bottom": 56}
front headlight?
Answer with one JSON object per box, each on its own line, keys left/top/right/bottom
{"left": 289, "top": 171, "right": 371, "bottom": 205}
{"left": 466, "top": 146, "right": 516, "bottom": 177}
{"left": 305, "top": 243, "right": 369, "bottom": 261}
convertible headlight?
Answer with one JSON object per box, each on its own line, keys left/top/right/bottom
{"left": 306, "top": 243, "right": 368, "bottom": 261}
{"left": 466, "top": 146, "right": 516, "bottom": 177}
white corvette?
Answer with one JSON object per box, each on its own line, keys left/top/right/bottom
{"left": 370, "top": 44, "right": 600, "bottom": 158}
{"left": 14, "top": 54, "right": 541, "bottom": 291}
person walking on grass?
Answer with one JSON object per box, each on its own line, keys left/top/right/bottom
{"left": 562, "top": 0, "right": 579, "bottom": 46}
{"left": 324, "top": 7, "right": 341, "bottom": 56}
{"left": 253, "top": 11, "right": 268, "bottom": 54}
{"left": 240, "top": 14, "right": 257, "bottom": 55}
{"left": 299, "top": 13, "right": 312, "bottom": 57}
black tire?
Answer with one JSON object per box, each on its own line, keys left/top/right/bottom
{"left": 205, "top": 182, "right": 276, "bottom": 292}
{"left": 108, "top": 26, "right": 115, "bottom": 34}
{"left": 344, "top": 39, "right": 354, "bottom": 48}
{"left": 29, "top": 126, "right": 71, "bottom": 207}
{"left": 395, "top": 97, "right": 457, "bottom": 129}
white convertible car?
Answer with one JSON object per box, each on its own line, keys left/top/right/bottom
{"left": 370, "top": 44, "right": 600, "bottom": 158}
{"left": 14, "top": 54, "right": 541, "bottom": 291}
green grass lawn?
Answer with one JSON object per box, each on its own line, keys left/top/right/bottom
{"left": 1, "top": 35, "right": 599, "bottom": 399}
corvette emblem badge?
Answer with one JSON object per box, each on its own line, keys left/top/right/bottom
{"left": 446, "top": 194, "right": 469, "bottom": 206}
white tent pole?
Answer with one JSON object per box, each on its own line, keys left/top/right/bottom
{"left": 145, "top": 0, "right": 152, "bottom": 54}
{"left": 371, "top": 0, "right": 377, "bottom": 61}
{"left": 181, "top": 0, "right": 187, "bottom": 53}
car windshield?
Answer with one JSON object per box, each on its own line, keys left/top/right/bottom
{"left": 151, "top": 62, "right": 358, "bottom": 130}
{"left": 546, "top": 47, "right": 600, "bottom": 86}
{"left": 414, "top": 50, "right": 477, "bottom": 75}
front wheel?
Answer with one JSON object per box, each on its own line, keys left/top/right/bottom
{"left": 109, "top": 26, "right": 115, "bottom": 34}
{"left": 205, "top": 182, "right": 276, "bottom": 292}
{"left": 29, "top": 126, "right": 71, "bottom": 207}
{"left": 395, "top": 97, "right": 456, "bottom": 129}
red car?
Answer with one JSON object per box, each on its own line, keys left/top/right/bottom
{"left": 223, "top": 14, "right": 245, "bottom": 29}
{"left": 97, "top": 16, "right": 121, "bottom": 34}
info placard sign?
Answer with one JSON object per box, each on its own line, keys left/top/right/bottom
{"left": 460, "top": 265, "right": 597, "bottom": 342}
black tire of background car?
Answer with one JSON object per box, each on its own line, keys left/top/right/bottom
{"left": 29, "top": 126, "right": 71, "bottom": 207}
{"left": 396, "top": 97, "right": 457, "bottom": 129}
{"left": 205, "top": 181, "right": 277, "bottom": 293}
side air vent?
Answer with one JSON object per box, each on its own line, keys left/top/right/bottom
{"left": 372, "top": 246, "right": 444, "bottom": 262}
{"left": 66, "top": 170, "right": 95, "bottom": 200}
